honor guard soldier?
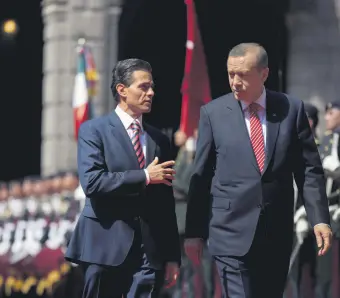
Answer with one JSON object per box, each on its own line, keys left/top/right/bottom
{"left": 315, "top": 101, "right": 340, "bottom": 298}
{"left": 305, "top": 103, "right": 320, "bottom": 146}
{"left": 288, "top": 103, "right": 319, "bottom": 298}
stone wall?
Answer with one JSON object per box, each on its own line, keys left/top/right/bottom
{"left": 286, "top": 0, "right": 340, "bottom": 134}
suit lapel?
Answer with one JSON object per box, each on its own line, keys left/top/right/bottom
{"left": 108, "top": 111, "right": 140, "bottom": 168}
{"left": 143, "top": 123, "right": 157, "bottom": 166}
{"left": 263, "top": 90, "right": 281, "bottom": 173}
{"left": 225, "top": 97, "right": 260, "bottom": 173}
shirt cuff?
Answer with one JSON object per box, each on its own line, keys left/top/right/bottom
{"left": 314, "top": 223, "right": 331, "bottom": 229}
{"left": 144, "top": 169, "right": 150, "bottom": 185}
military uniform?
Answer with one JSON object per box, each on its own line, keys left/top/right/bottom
{"left": 319, "top": 130, "right": 336, "bottom": 161}
{"left": 313, "top": 131, "right": 332, "bottom": 298}
{"left": 314, "top": 102, "right": 340, "bottom": 298}
{"left": 286, "top": 103, "right": 320, "bottom": 298}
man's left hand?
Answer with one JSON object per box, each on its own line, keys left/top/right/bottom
{"left": 314, "top": 224, "right": 333, "bottom": 256}
{"left": 164, "top": 262, "right": 180, "bottom": 288}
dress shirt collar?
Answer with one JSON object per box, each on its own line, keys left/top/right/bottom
{"left": 240, "top": 88, "right": 266, "bottom": 111}
{"left": 115, "top": 105, "right": 143, "bottom": 131}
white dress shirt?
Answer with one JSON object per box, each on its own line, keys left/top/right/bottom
{"left": 240, "top": 88, "right": 267, "bottom": 147}
{"left": 115, "top": 105, "right": 150, "bottom": 183}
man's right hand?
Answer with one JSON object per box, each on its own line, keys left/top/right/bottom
{"left": 146, "top": 157, "right": 175, "bottom": 186}
{"left": 184, "top": 238, "right": 204, "bottom": 265}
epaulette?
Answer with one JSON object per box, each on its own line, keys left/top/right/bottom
{"left": 36, "top": 278, "right": 48, "bottom": 296}
{"left": 5, "top": 276, "right": 15, "bottom": 297}
{"left": 324, "top": 130, "right": 332, "bottom": 136}
{"left": 21, "top": 277, "right": 37, "bottom": 294}
{"left": 14, "top": 279, "right": 23, "bottom": 292}
{"left": 60, "top": 263, "right": 71, "bottom": 275}
{"left": 315, "top": 138, "right": 320, "bottom": 145}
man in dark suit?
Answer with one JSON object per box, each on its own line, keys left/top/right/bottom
{"left": 184, "top": 43, "right": 332, "bottom": 298}
{"left": 65, "top": 59, "right": 181, "bottom": 298}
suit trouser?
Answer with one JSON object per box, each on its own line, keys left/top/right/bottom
{"left": 81, "top": 230, "right": 164, "bottom": 298}
{"left": 214, "top": 213, "right": 291, "bottom": 298}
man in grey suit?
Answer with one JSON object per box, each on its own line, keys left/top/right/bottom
{"left": 184, "top": 43, "right": 332, "bottom": 298}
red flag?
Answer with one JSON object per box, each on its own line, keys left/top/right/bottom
{"left": 180, "top": 0, "right": 211, "bottom": 137}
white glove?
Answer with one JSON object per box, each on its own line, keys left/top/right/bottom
{"left": 331, "top": 204, "right": 340, "bottom": 222}
{"left": 294, "top": 206, "right": 307, "bottom": 224}
{"left": 74, "top": 184, "right": 86, "bottom": 200}
{"left": 323, "top": 155, "right": 340, "bottom": 172}
{"left": 296, "top": 218, "right": 309, "bottom": 244}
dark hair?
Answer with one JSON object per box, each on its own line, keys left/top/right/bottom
{"left": 304, "top": 103, "right": 319, "bottom": 129}
{"left": 110, "top": 58, "right": 152, "bottom": 102}
{"left": 0, "top": 181, "right": 7, "bottom": 189}
{"left": 228, "top": 43, "right": 268, "bottom": 69}
{"left": 8, "top": 180, "right": 22, "bottom": 188}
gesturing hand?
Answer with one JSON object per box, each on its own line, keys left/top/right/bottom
{"left": 146, "top": 157, "right": 175, "bottom": 186}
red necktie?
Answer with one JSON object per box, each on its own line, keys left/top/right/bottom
{"left": 130, "top": 120, "right": 146, "bottom": 169}
{"left": 249, "top": 103, "right": 265, "bottom": 172}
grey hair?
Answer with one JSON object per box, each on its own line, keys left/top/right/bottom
{"left": 228, "top": 43, "right": 268, "bottom": 69}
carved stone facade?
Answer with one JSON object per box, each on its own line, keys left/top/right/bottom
{"left": 286, "top": 0, "right": 340, "bottom": 134}
{"left": 41, "top": 0, "right": 122, "bottom": 176}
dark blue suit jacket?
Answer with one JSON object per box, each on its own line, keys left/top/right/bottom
{"left": 185, "top": 90, "right": 330, "bottom": 257}
{"left": 65, "top": 111, "right": 181, "bottom": 268}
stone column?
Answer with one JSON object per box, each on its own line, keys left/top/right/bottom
{"left": 286, "top": 0, "right": 340, "bottom": 134}
{"left": 41, "top": 0, "right": 72, "bottom": 176}
{"left": 41, "top": 0, "right": 122, "bottom": 176}
{"left": 106, "top": 0, "right": 122, "bottom": 111}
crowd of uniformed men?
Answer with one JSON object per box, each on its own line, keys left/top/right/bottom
{"left": 0, "top": 172, "right": 84, "bottom": 297}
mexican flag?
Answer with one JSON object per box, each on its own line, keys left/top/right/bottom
{"left": 72, "top": 40, "right": 98, "bottom": 140}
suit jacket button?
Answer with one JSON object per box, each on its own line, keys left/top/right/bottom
{"left": 134, "top": 217, "right": 139, "bottom": 220}
{"left": 257, "top": 204, "right": 262, "bottom": 208}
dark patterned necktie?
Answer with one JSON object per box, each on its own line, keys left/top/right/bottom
{"left": 249, "top": 103, "right": 265, "bottom": 172}
{"left": 130, "top": 120, "right": 146, "bottom": 169}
